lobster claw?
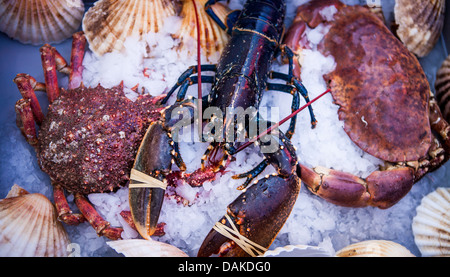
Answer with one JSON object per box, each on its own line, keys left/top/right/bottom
{"left": 197, "top": 174, "right": 301, "bottom": 257}
{"left": 129, "top": 121, "right": 178, "bottom": 239}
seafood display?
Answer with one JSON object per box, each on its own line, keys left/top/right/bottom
{"left": 13, "top": 32, "right": 165, "bottom": 240}
{"left": 0, "top": 0, "right": 449, "bottom": 258}
{"left": 0, "top": 0, "right": 85, "bottom": 45}
{"left": 335, "top": 240, "right": 415, "bottom": 257}
{"left": 393, "top": 0, "right": 445, "bottom": 57}
{"left": 284, "top": 0, "right": 450, "bottom": 209}
{"left": 412, "top": 187, "right": 450, "bottom": 256}
{"left": 0, "top": 185, "right": 71, "bottom": 257}
{"left": 129, "top": 0, "right": 319, "bottom": 257}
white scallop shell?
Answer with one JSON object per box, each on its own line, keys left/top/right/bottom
{"left": 0, "top": 189, "right": 71, "bottom": 257}
{"left": 0, "top": 0, "right": 85, "bottom": 45}
{"left": 336, "top": 240, "right": 415, "bottom": 257}
{"left": 412, "top": 187, "right": 450, "bottom": 257}
{"left": 262, "top": 245, "right": 333, "bottom": 257}
{"left": 107, "top": 239, "right": 189, "bottom": 257}
{"left": 82, "top": 0, "right": 177, "bottom": 56}
{"left": 436, "top": 55, "right": 450, "bottom": 122}
{"left": 394, "top": 0, "right": 445, "bottom": 57}
{"left": 175, "top": 0, "right": 230, "bottom": 61}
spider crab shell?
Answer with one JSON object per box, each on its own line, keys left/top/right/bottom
{"left": 436, "top": 55, "right": 450, "bottom": 122}
{"left": 0, "top": 0, "right": 85, "bottom": 45}
{"left": 412, "top": 187, "right": 450, "bottom": 257}
{"left": 394, "top": 0, "right": 445, "bottom": 57}
{"left": 0, "top": 185, "right": 71, "bottom": 257}
{"left": 336, "top": 240, "right": 415, "bottom": 257}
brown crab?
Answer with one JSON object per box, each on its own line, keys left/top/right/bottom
{"left": 14, "top": 32, "right": 165, "bottom": 239}
{"left": 284, "top": 0, "right": 450, "bottom": 209}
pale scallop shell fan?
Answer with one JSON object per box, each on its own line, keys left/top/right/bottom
{"left": 175, "top": 0, "right": 230, "bottom": 60}
{"left": 412, "top": 187, "right": 450, "bottom": 257}
{"left": 335, "top": 240, "right": 415, "bottom": 257}
{"left": 82, "top": 0, "right": 177, "bottom": 56}
{"left": 0, "top": 185, "right": 71, "bottom": 257}
{"left": 394, "top": 0, "right": 445, "bottom": 57}
{"left": 107, "top": 239, "right": 189, "bottom": 257}
{"left": 0, "top": 0, "right": 85, "bottom": 45}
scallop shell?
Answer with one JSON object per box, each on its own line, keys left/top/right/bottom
{"left": 0, "top": 189, "right": 71, "bottom": 257}
{"left": 175, "top": 0, "right": 230, "bottom": 60}
{"left": 412, "top": 187, "right": 450, "bottom": 257}
{"left": 336, "top": 240, "right": 415, "bottom": 257}
{"left": 436, "top": 55, "right": 450, "bottom": 122}
{"left": 0, "top": 0, "right": 85, "bottom": 45}
{"left": 82, "top": 0, "right": 177, "bottom": 56}
{"left": 107, "top": 239, "right": 189, "bottom": 257}
{"left": 262, "top": 245, "right": 333, "bottom": 257}
{"left": 394, "top": 0, "right": 445, "bottom": 57}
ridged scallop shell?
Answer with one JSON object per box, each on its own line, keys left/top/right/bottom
{"left": 175, "top": 0, "right": 230, "bottom": 60}
{"left": 412, "top": 187, "right": 450, "bottom": 257}
{"left": 0, "top": 0, "right": 85, "bottom": 45}
{"left": 394, "top": 0, "right": 445, "bottom": 57}
{"left": 436, "top": 55, "right": 450, "bottom": 122}
{"left": 82, "top": 0, "right": 177, "bottom": 56}
{"left": 336, "top": 240, "right": 415, "bottom": 257}
{"left": 262, "top": 245, "right": 332, "bottom": 257}
{"left": 0, "top": 186, "right": 71, "bottom": 257}
{"left": 107, "top": 239, "right": 189, "bottom": 257}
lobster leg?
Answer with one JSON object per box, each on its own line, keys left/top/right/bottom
{"left": 162, "top": 64, "right": 217, "bottom": 104}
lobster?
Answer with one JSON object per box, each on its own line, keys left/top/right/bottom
{"left": 129, "top": 0, "right": 317, "bottom": 257}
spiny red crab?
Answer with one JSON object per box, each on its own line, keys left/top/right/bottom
{"left": 14, "top": 32, "right": 165, "bottom": 239}
{"left": 284, "top": 0, "right": 450, "bottom": 209}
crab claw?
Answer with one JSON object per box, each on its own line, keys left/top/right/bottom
{"left": 197, "top": 174, "right": 301, "bottom": 257}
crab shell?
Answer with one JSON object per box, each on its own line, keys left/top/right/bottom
{"left": 288, "top": 2, "right": 432, "bottom": 163}
{"left": 37, "top": 84, "right": 163, "bottom": 194}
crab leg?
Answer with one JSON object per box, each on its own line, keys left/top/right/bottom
{"left": 298, "top": 164, "right": 415, "bottom": 209}
{"left": 53, "top": 184, "right": 85, "bottom": 225}
{"left": 68, "top": 31, "right": 86, "bottom": 89}
{"left": 74, "top": 193, "right": 123, "bottom": 240}
{"left": 13, "top": 74, "right": 44, "bottom": 125}
{"left": 14, "top": 99, "right": 38, "bottom": 147}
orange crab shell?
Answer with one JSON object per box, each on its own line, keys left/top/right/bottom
{"left": 290, "top": 3, "right": 432, "bottom": 163}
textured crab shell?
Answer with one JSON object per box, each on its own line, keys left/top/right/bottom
{"left": 82, "top": 0, "right": 176, "bottom": 56}
{"left": 319, "top": 4, "right": 432, "bottom": 162}
{"left": 436, "top": 55, "right": 450, "bottom": 122}
{"left": 0, "top": 0, "right": 85, "bottom": 45}
{"left": 37, "top": 84, "right": 163, "bottom": 194}
{"left": 394, "top": 0, "right": 445, "bottom": 57}
{"left": 0, "top": 186, "right": 71, "bottom": 257}
{"left": 412, "top": 187, "right": 450, "bottom": 257}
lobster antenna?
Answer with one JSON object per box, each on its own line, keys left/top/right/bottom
{"left": 235, "top": 89, "right": 331, "bottom": 154}
{"left": 192, "top": 0, "right": 203, "bottom": 141}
